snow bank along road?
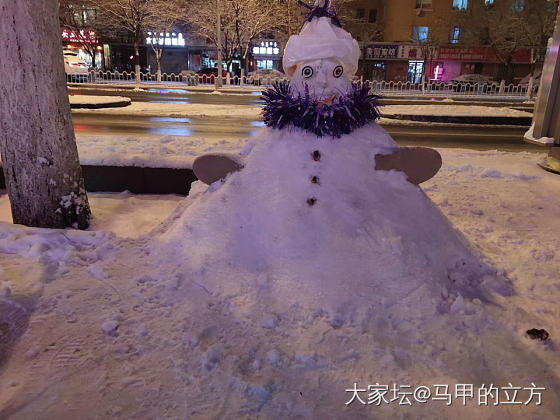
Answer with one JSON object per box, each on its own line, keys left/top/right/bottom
{"left": 68, "top": 85, "right": 535, "bottom": 112}
{"left": 69, "top": 95, "right": 131, "bottom": 109}
{"left": 72, "top": 102, "right": 533, "bottom": 119}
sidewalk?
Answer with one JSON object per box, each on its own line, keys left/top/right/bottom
{"left": 69, "top": 81, "right": 264, "bottom": 95}
{"left": 380, "top": 105, "right": 533, "bottom": 126}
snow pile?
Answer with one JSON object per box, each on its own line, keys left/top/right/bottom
{"left": 155, "top": 125, "right": 512, "bottom": 314}
{"left": 523, "top": 123, "right": 556, "bottom": 145}
{"left": 131, "top": 125, "right": 556, "bottom": 417}
{"left": 1, "top": 141, "right": 559, "bottom": 418}
{"left": 0, "top": 223, "right": 114, "bottom": 283}
{"left": 450, "top": 162, "right": 540, "bottom": 181}
{"left": 69, "top": 95, "right": 131, "bottom": 107}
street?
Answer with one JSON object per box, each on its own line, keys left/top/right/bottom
{"left": 70, "top": 87, "right": 540, "bottom": 152}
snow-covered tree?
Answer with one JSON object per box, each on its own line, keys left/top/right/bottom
{"left": 179, "top": 0, "right": 238, "bottom": 71}
{"left": 457, "top": 0, "right": 558, "bottom": 84}
{"left": 517, "top": 0, "right": 559, "bottom": 77}
{"left": 0, "top": 0, "right": 91, "bottom": 229}
{"left": 268, "top": 0, "right": 304, "bottom": 47}
{"left": 231, "top": 0, "right": 278, "bottom": 74}
{"left": 270, "top": 0, "right": 354, "bottom": 48}
{"left": 95, "top": 0, "right": 153, "bottom": 83}
{"left": 144, "top": 7, "right": 179, "bottom": 82}
{"left": 179, "top": 0, "right": 272, "bottom": 73}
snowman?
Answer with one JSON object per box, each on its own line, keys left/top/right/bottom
{"left": 194, "top": 0, "right": 441, "bottom": 186}
{"left": 158, "top": 0, "right": 512, "bottom": 316}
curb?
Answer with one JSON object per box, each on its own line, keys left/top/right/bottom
{"left": 381, "top": 114, "right": 532, "bottom": 126}
{"left": 70, "top": 100, "right": 132, "bottom": 109}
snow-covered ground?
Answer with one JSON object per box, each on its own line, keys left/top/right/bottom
{"left": 0, "top": 147, "right": 558, "bottom": 419}
{"left": 0, "top": 191, "right": 183, "bottom": 238}
{"left": 69, "top": 95, "right": 131, "bottom": 107}
{"left": 72, "top": 102, "right": 263, "bottom": 118}
{"left": 75, "top": 134, "right": 248, "bottom": 168}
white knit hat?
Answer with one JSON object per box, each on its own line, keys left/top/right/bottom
{"left": 282, "top": 2, "right": 360, "bottom": 78}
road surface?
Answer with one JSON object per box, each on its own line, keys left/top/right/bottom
{"left": 72, "top": 113, "right": 541, "bottom": 152}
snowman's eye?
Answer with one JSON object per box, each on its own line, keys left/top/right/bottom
{"left": 302, "top": 66, "right": 314, "bottom": 79}
{"left": 333, "top": 65, "right": 344, "bottom": 78}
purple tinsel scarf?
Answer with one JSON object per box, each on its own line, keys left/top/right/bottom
{"left": 262, "top": 81, "right": 380, "bottom": 138}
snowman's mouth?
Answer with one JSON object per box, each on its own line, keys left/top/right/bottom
{"left": 317, "top": 94, "right": 336, "bottom": 106}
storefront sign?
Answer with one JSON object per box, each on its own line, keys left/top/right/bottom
{"left": 398, "top": 45, "right": 438, "bottom": 60}
{"left": 363, "top": 44, "right": 399, "bottom": 60}
{"left": 439, "top": 46, "right": 531, "bottom": 63}
{"left": 61, "top": 29, "right": 97, "bottom": 44}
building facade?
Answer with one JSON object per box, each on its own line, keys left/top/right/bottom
{"left": 60, "top": 0, "right": 542, "bottom": 82}
{"left": 348, "top": 0, "right": 535, "bottom": 83}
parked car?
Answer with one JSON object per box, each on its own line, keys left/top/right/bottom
{"left": 450, "top": 74, "right": 499, "bottom": 92}
{"left": 247, "top": 69, "right": 286, "bottom": 85}
{"left": 63, "top": 49, "right": 88, "bottom": 83}
{"left": 196, "top": 67, "right": 231, "bottom": 84}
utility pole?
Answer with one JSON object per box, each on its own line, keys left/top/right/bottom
{"left": 525, "top": 0, "right": 560, "bottom": 172}
{"left": 216, "top": 0, "right": 223, "bottom": 89}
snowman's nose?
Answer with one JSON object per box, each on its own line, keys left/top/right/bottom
{"left": 315, "top": 69, "right": 328, "bottom": 87}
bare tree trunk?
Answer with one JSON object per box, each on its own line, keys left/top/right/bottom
{"left": 134, "top": 32, "right": 141, "bottom": 84}
{"left": 0, "top": 0, "right": 91, "bottom": 229}
{"left": 157, "top": 53, "right": 162, "bottom": 83}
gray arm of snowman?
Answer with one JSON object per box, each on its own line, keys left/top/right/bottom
{"left": 375, "top": 147, "right": 442, "bottom": 185}
{"left": 193, "top": 147, "right": 442, "bottom": 186}
{"left": 192, "top": 154, "right": 245, "bottom": 185}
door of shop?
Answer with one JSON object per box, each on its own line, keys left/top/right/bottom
{"left": 408, "top": 60, "right": 424, "bottom": 83}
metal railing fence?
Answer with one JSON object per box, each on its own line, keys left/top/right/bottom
{"left": 67, "top": 71, "right": 538, "bottom": 98}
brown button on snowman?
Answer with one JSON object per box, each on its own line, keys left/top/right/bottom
{"left": 194, "top": 0, "right": 441, "bottom": 187}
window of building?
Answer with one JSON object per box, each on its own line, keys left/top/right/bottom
{"left": 146, "top": 32, "right": 185, "bottom": 47}
{"left": 416, "top": 0, "right": 432, "bottom": 8}
{"left": 369, "top": 9, "right": 377, "bottom": 23}
{"left": 356, "top": 8, "right": 365, "bottom": 19}
{"left": 449, "top": 27, "right": 461, "bottom": 44}
{"left": 452, "top": 0, "right": 468, "bottom": 10}
{"left": 256, "top": 59, "right": 273, "bottom": 70}
{"left": 412, "top": 26, "right": 429, "bottom": 42}
{"left": 512, "top": 0, "right": 525, "bottom": 11}
{"left": 68, "top": 6, "right": 97, "bottom": 26}
{"left": 485, "top": 0, "right": 494, "bottom": 5}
